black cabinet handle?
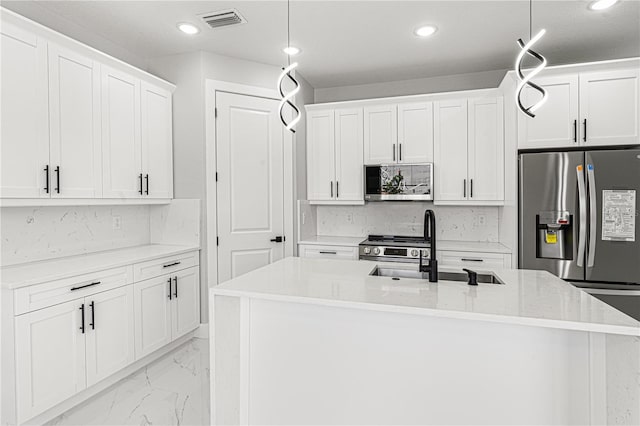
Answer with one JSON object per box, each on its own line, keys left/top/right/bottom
{"left": 330, "top": 181, "right": 333, "bottom": 198}
{"left": 139, "top": 173, "right": 143, "bottom": 195}
{"left": 461, "top": 258, "right": 484, "bottom": 262}
{"left": 44, "top": 165, "right": 50, "bottom": 193}
{"left": 168, "top": 277, "right": 173, "bottom": 300}
{"left": 399, "top": 143, "right": 402, "bottom": 162}
{"left": 573, "top": 120, "right": 577, "bottom": 143}
{"left": 470, "top": 179, "right": 473, "bottom": 198}
{"left": 583, "top": 119, "right": 587, "bottom": 142}
{"left": 70, "top": 281, "right": 101, "bottom": 291}
{"left": 79, "top": 304, "right": 85, "bottom": 334}
{"left": 270, "top": 236, "right": 284, "bottom": 243}
{"left": 54, "top": 166, "right": 60, "bottom": 193}
{"left": 163, "top": 261, "right": 181, "bottom": 268}
{"left": 336, "top": 181, "right": 339, "bottom": 198}
{"left": 393, "top": 144, "right": 396, "bottom": 161}
{"left": 89, "top": 301, "right": 95, "bottom": 330}
{"left": 173, "top": 276, "right": 178, "bottom": 298}
{"left": 463, "top": 179, "right": 466, "bottom": 198}
{"left": 145, "top": 174, "right": 149, "bottom": 195}
{"left": 319, "top": 251, "right": 337, "bottom": 255}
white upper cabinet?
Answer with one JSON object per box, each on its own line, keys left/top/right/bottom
{"left": 434, "top": 99, "right": 468, "bottom": 202}
{"left": 307, "top": 107, "right": 363, "bottom": 204}
{"left": 334, "top": 108, "right": 364, "bottom": 202}
{"left": 579, "top": 69, "right": 640, "bottom": 146}
{"left": 468, "top": 97, "right": 504, "bottom": 201}
{"left": 364, "top": 105, "right": 397, "bottom": 164}
{"left": 48, "top": 45, "right": 102, "bottom": 198}
{"left": 518, "top": 67, "right": 639, "bottom": 149}
{"left": 397, "top": 102, "right": 434, "bottom": 163}
{"left": 141, "top": 81, "right": 173, "bottom": 199}
{"left": 101, "top": 66, "right": 142, "bottom": 198}
{"left": 306, "top": 110, "right": 335, "bottom": 202}
{"left": 518, "top": 75, "right": 579, "bottom": 149}
{"left": 0, "top": 22, "right": 49, "bottom": 198}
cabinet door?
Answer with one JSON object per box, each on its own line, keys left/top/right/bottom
{"left": 307, "top": 109, "right": 336, "bottom": 201}
{"left": 48, "top": 45, "right": 102, "bottom": 198}
{"left": 580, "top": 69, "right": 640, "bottom": 146}
{"left": 141, "top": 81, "right": 173, "bottom": 198}
{"left": 15, "top": 299, "right": 86, "bottom": 422}
{"left": 518, "top": 75, "right": 579, "bottom": 149}
{"left": 434, "top": 99, "right": 468, "bottom": 201}
{"left": 0, "top": 22, "right": 49, "bottom": 198}
{"left": 85, "top": 286, "right": 135, "bottom": 386}
{"left": 335, "top": 108, "right": 364, "bottom": 202}
{"left": 468, "top": 97, "right": 504, "bottom": 201}
{"left": 134, "top": 275, "right": 172, "bottom": 359}
{"left": 364, "top": 104, "right": 397, "bottom": 164}
{"left": 101, "top": 66, "right": 142, "bottom": 198}
{"left": 171, "top": 267, "right": 200, "bottom": 340}
{"left": 398, "top": 102, "right": 433, "bottom": 163}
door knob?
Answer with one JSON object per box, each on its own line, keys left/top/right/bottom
{"left": 270, "top": 236, "right": 284, "bottom": 243}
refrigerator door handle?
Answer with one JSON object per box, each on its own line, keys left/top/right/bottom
{"left": 587, "top": 164, "right": 597, "bottom": 268}
{"left": 576, "top": 165, "right": 587, "bottom": 267}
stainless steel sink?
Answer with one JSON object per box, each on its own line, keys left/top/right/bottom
{"left": 369, "top": 266, "right": 504, "bottom": 284}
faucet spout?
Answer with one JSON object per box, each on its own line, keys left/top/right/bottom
{"left": 419, "top": 209, "right": 438, "bottom": 282}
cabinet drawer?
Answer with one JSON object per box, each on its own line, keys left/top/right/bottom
{"left": 133, "top": 251, "right": 199, "bottom": 282}
{"left": 299, "top": 244, "right": 358, "bottom": 260}
{"left": 14, "top": 266, "right": 133, "bottom": 315}
{"left": 438, "top": 251, "right": 509, "bottom": 271}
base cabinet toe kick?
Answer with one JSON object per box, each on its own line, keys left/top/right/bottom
{"left": 2, "top": 249, "right": 200, "bottom": 425}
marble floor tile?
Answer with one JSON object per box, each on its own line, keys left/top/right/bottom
{"left": 47, "top": 338, "right": 210, "bottom": 426}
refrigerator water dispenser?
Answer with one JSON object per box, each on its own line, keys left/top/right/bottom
{"left": 536, "top": 211, "right": 573, "bottom": 260}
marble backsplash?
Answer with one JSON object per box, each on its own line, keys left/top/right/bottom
{"left": 1, "top": 205, "right": 151, "bottom": 266}
{"left": 316, "top": 203, "right": 500, "bottom": 242}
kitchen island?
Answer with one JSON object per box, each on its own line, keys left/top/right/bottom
{"left": 210, "top": 257, "right": 640, "bottom": 425}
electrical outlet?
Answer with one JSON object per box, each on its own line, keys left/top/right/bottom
{"left": 346, "top": 213, "right": 354, "bottom": 223}
{"left": 477, "top": 214, "right": 486, "bottom": 227}
{"left": 112, "top": 215, "right": 122, "bottom": 230}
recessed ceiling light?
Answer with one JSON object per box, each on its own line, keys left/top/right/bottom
{"left": 589, "top": 0, "right": 619, "bottom": 10}
{"left": 283, "top": 46, "right": 301, "bottom": 56}
{"left": 414, "top": 25, "right": 438, "bottom": 38}
{"left": 177, "top": 23, "right": 200, "bottom": 35}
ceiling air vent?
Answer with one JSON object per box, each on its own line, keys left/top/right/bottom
{"left": 198, "top": 9, "right": 247, "bottom": 30}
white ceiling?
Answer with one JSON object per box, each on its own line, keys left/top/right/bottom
{"left": 3, "top": 1, "right": 639, "bottom": 88}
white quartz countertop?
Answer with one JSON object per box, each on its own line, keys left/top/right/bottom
{"left": 297, "top": 235, "right": 511, "bottom": 254}
{"left": 1, "top": 244, "right": 200, "bottom": 289}
{"left": 212, "top": 257, "right": 640, "bottom": 336}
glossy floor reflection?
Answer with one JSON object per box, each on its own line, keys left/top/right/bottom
{"left": 48, "top": 338, "right": 210, "bottom": 425}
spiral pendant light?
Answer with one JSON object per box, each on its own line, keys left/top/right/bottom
{"left": 515, "top": 0, "right": 548, "bottom": 118}
{"left": 277, "top": 0, "right": 300, "bottom": 133}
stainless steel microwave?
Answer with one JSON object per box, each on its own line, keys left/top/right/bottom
{"left": 364, "top": 163, "right": 434, "bottom": 201}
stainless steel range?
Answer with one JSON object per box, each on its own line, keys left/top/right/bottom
{"left": 359, "top": 235, "right": 431, "bottom": 264}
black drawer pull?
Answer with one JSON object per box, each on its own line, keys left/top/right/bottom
{"left": 70, "top": 281, "right": 101, "bottom": 291}
{"left": 163, "top": 261, "right": 181, "bottom": 268}
{"left": 461, "top": 258, "right": 484, "bottom": 262}
{"left": 319, "top": 251, "right": 337, "bottom": 255}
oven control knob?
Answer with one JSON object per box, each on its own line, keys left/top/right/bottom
{"left": 421, "top": 249, "right": 429, "bottom": 258}
{"left": 410, "top": 249, "right": 419, "bottom": 257}
{"left": 373, "top": 247, "right": 381, "bottom": 255}
{"left": 363, "top": 247, "right": 371, "bottom": 255}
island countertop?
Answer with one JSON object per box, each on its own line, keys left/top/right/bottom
{"left": 212, "top": 257, "right": 640, "bottom": 337}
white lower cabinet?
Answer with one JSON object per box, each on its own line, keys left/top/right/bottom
{"left": 134, "top": 266, "right": 200, "bottom": 359}
{"left": 15, "top": 299, "right": 87, "bottom": 422}
{"left": 298, "top": 244, "right": 359, "bottom": 260}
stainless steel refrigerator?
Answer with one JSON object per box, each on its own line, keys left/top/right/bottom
{"left": 519, "top": 148, "right": 640, "bottom": 320}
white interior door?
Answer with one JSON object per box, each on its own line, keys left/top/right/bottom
{"left": 15, "top": 299, "right": 86, "bottom": 422}
{"left": 434, "top": 99, "right": 468, "bottom": 201}
{"left": 398, "top": 102, "right": 434, "bottom": 163}
{"left": 306, "top": 109, "right": 336, "bottom": 201}
{"left": 141, "top": 81, "right": 173, "bottom": 198}
{"left": 364, "top": 104, "right": 397, "bottom": 164}
{"left": 85, "top": 286, "right": 135, "bottom": 386}
{"left": 580, "top": 69, "right": 640, "bottom": 146}
{"left": 0, "top": 22, "right": 49, "bottom": 198}
{"left": 101, "top": 66, "right": 142, "bottom": 198}
{"left": 335, "top": 108, "right": 364, "bottom": 201}
{"left": 216, "top": 91, "right": 284, "bottom": 283}
{"left": 48, "top": 44, "right": 102, "bottom": 198}
{"left": 468, "top": 97, "right": 504, "bottom": 201}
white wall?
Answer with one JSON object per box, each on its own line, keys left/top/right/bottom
{"left": 314, "top": 69, "right": 507, "bottom": 103}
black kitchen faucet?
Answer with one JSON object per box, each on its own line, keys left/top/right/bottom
{"left": 419, "top": 209, "right": 438, "bottom": 282}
